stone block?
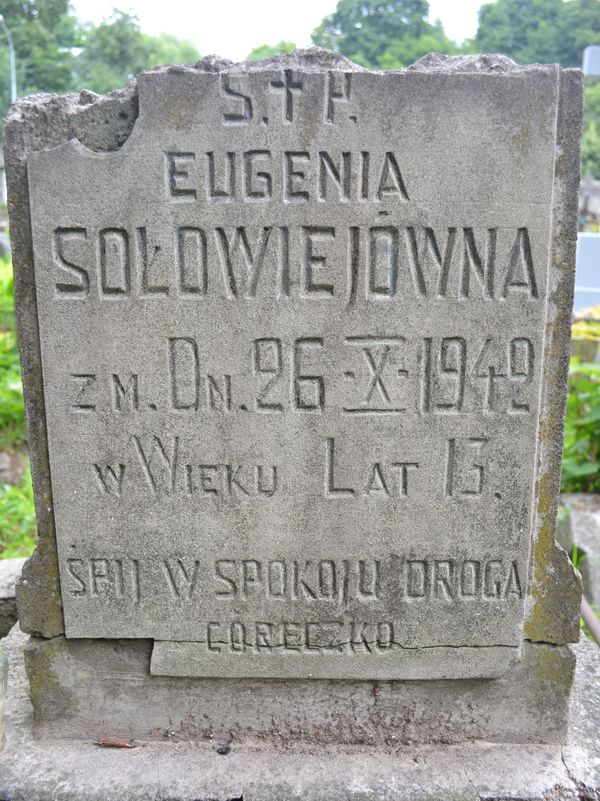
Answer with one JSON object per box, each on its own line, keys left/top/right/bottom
{"left": 561, "top": 494, "right": 600, "bottom": 608}
{"left": 0, "top": 558, "right": 26, "bottom": 638}
{"left": 0, "top": 624, "right": 598, "bottom": 800}
{"left": 23, "top": 632, "right": 575, "bottom": 745}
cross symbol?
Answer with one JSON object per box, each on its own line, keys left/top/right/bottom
{"left": 270, "top": 69, "right": 303, "bottom": 123}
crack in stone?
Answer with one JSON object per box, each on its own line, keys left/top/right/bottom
{"left": 158, "top": 639, "right": 517, "bottom": 652}
{"left": 523, "top": 638, "right": 574, "bottom": 649}
{"left": 560, "top": 750, "right": 599, "bottom": 800}
{"left": 460, "top": 762, "right": 482, "bottom": 801}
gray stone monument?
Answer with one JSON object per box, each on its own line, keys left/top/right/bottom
{"left": 1, "top": 51, "right": 598, "bottom": 799}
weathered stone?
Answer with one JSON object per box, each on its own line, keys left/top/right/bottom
{"left": 522, "top": 66, "right": 584, "bottom": 647}
{"left": 0, "top": 558, "right": 26, "bottom": 638}
{"left": 560, "top": 495, "right": 600, "bottom": 609}
{"left": 0, "top": 624, "right": 599, "bottom": 800}
{"left": 22, "top": 627, "right": 575, "bottom": 745}
{"left": 5, "top": 86, "right": 138, "bottom": 640}
{"left": 5, "top": 49, "right": 583, "bottom": 738}
{"left": 563, "top": 637, "right": 600, "bottom": 794}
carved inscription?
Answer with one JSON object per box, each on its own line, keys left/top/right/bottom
{"left": 64, "top": 555, "right": 523, "bottom": 604}
{"left": 28, "top": 65, "right": 556, "bottom": 672}
{"left": 67, "top": 335, "right": 536, "bottom": 418}
{"left": 51, "top": 223, "right": 538, "bottom": 301}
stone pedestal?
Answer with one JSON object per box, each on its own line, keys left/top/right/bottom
{"left": 1, "top": 625, "right": 599, "bottom": 801}
{"left": 22, "top": 631, "right": 576, "bottom": 745}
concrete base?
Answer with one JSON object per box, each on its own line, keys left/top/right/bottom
{"left": 1, "top": 626, "right": 599, "bottom": 801}
{"left": 21, "top": 632, "right": 576, "bottom": 746}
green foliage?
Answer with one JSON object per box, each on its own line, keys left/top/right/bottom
{"left": 583, "top": 80, "right": 600, "bottom": 177}
{"left": 474, "top": 0, "right": 600, "bottom": 67}
{"left": 475, "top": 0, "right": 562, "bottom": 63}
{"left": 561, "top": 357, "right": 600, "bottom": 493}
{"left": 73, "top": 10, "right": 200, "bottom": 95}
{"left": 312, "top": 0, "right": 600, "bottom": 74}
{"left": 0, "top": 259, "right": 25, "bottom": 449}
{"left": 0, "top": 257, "right": 34, "bottom": 558}
{"left": 73, "top": 11, "right": 148, "bottom": 94}
{"left": 378, "top": 22, "right": 461, "bottom": 68}
{"left": 247, "top": 41, "right": 296, "bottom": 61}
{"left": 0, "top": 328, "right": 25, "bottom": 449}
{"left": 0, "top": 466, "right": 36, "bottom": 558}
{"left": 570, "top": 543, "right": 586, "bottom": 571}
{"left": 0, "top": 4, "right": 201, "bottom": 114}
{"left": 582, "top": 118, "right": 600, "bottom": 178}
{"left": 0, "top": 254, "right": 15, "bottom": 330}
{"left": 0, "top": 0, "right": 80, "bottom": 120}
{"left": 145, "top": 33, "right": 200, "bottom": 67}
{"left": 572, "top": 307, "right": 600, "bottom": 341}
{"left": 555, "top": 0, "right": 600, "bottom": 66}
{"left": 311, "top": 0, "right": 456, "bottom": 68}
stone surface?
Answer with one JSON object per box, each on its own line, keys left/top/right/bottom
{"left": 0, "top": 559, "right": 25, "bottom": 638}
{"left": 23, "top": 629, "right": 575, "bottom": 745}
{"left": 569, "top": 514, "right": 600, "bottom": 607}
{"left": 563, "top": 636, "right": 600, "bottom": 794}
{"left": 560, "top": 495, "right": 600, "bottom": 608}
{"left": 522, "top": 64, "right": 584, "bottom": 648}
{"left": 150, "top": 639, "right": 520, "bottom": 680}
{"left": 5, "top": 84, "right": 139, "bottom": 640}
{"left": 5, "top": 51, "right": 583, "bottom": 685}
{"left": 1, "top": 624, "right": 599, "bottom": 800}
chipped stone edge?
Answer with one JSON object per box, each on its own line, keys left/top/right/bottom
{"left": 523, "top": 68, "right": 584, "bottom": 645}
{"left": 4, "top": 49, "right": 582, "bottom": 646}
{"left": 4, "top": 83, "right": 138, "bottom": 637}
{"left": 4, "top": 51, "right": 565, "bottom": 144}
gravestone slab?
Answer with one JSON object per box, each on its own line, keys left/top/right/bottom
{"left": 6, "top": 52, "right": 582, "bottom": 697}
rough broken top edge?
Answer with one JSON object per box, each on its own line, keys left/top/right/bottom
{"left": 406, "top": 52, "right": 559, "bottom": 73}
{"left": 6, "top": 48, "right": 566, "bottom": 127}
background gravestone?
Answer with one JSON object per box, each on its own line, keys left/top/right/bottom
{"left": 4, "top": 50, "right": 582, "bottom": 743}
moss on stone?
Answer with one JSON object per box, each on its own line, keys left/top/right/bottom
{"left": 530, "top": 641, "right": 576, "bottom": 685}
{"left": 524, "top": 472, "right": 581, "bottom": 644}
{"left": 23, "top": 635, "right": 77, "bottom": 720}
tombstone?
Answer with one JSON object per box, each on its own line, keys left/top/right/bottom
{"left": 1, "top": 50, "right": 598, "bottom": 799}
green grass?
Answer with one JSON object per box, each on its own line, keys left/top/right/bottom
{"left": 0, "top": 258, "right": 26, "bottom": 449}
{"left": 561, "top": 358, "right": 600, "bottom": 493}
{"left": 0, "top": 467, "right": 36, "bottom": 558}
{"left": 570, "top": 545, "right": 600, "bottom": 642}
{"left": 0, "top": 256, "right": 15, "bottom": 330}
{"left": 0, "top": 327, "right": 27, "bottom": 449}
{"left": 0, "top": 257, "right": 36, "bottom": 558}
